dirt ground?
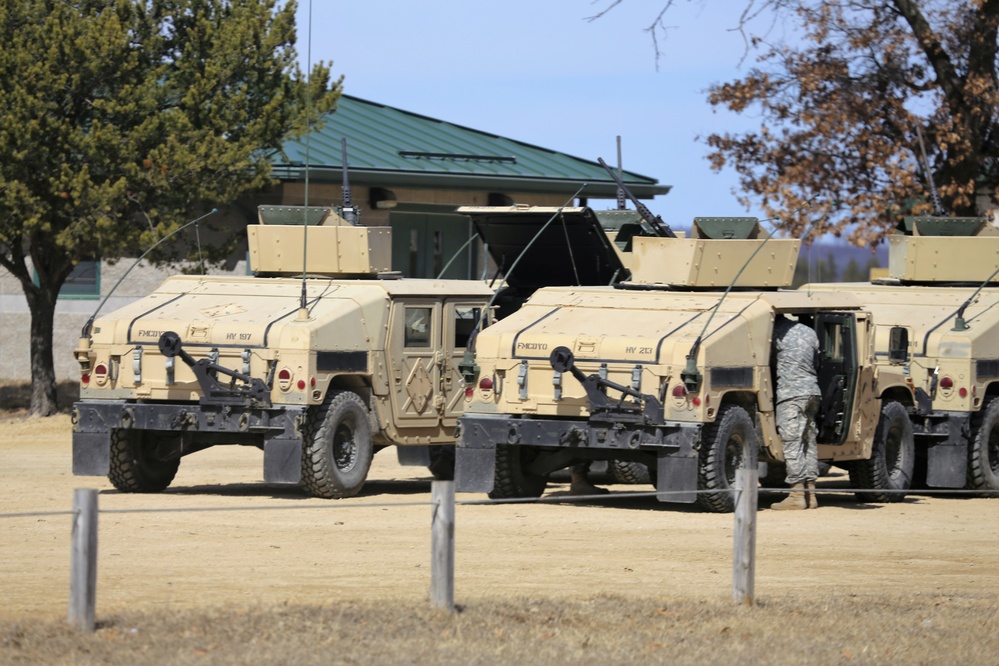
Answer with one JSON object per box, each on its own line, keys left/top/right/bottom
{"left": 2, "top": 409, "right": 999, "bottom": 664}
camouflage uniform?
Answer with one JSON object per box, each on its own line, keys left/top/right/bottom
{"left": 773, "top": 316, "right": 821, "bottom": 485}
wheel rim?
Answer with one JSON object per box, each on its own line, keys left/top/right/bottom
{"left": 884, "top": 421, "right": 904, "bottom": 480}
{"left": 332, "top": 421, "right": 359, "bottom": 472}
{"left": 725, "top": 434, "right": 745, "bottom": 484}
{"left": 988, "top": 425, "right": 999, "bottom": 474}
{"left": 136, "top": 434, "right": 176, "bottom": 477}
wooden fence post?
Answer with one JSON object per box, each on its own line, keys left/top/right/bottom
{"left": 430, "top": 480, "right": 455, "bottom": 612}
{"left": 732, "top": 467, "right": 758, "bottom": 606}
{"left": 69, "top": 488, "right": 98, "bottom": 631}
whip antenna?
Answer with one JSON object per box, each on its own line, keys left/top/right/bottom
{"left": 616, "top": 136, "right": 626, "bottom": 210}
{"left": 298, "top": 0, "right": 314, "bottom": 315}
{"left": 341, "top": 138, "right": 357, "bottom": 224}
{"left": 916, "top": 126, "right": 946, "bottom": 217}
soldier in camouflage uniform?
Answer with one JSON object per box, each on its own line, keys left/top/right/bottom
{"left": 771, "top": 315, "right": 821, "bottom": 510}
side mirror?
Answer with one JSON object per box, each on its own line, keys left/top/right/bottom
{"left": 888, "top": 326, "right": 909, "bottom": 364}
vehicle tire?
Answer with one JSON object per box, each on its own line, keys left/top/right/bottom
{"left": 427, "top": 444, "right": 455, "bottom": 481}
{"left": 609, "top": 460, "right": 651, "bottom": 485}
{"left": 301, "top": 390, "right": 374, "bottom": 499}
{"left": 760, "top": 461, "right": 788, "bottom": 489}
{"left": 969, "top": 397, "right": 999, "bottom": 491}
{"left": 698, "top": 404, "right": 757, "bottom": 513}
{"left": 848, "top": 400, "right": 914, "bottom": 503}
{"left": 107, "top": 429, "right": 181, "bottom": 493}
{"left": 490, "top": 444, "right": 548, "bottom": 499}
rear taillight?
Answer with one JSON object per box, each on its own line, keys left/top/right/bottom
{"left": 277, "top": 368, "right": 293, "bottom": 391}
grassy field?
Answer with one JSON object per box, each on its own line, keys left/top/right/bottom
{"left": 3, "top": 593, "right": 999, "bottom": 665}
{"left": 2, "top": 379, "right": 999, "bottom": 664}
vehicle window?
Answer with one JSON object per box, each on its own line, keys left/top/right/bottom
{"left": 453, "top": 307, "right": 481, "bottom": 349}
{"left": 822, "top": 322, "right": 843, "bottom": 362}
{"left": 404, "top": 307, "right": 432, "bottom": 348}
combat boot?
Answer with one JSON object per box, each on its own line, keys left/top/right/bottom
{"left": 771, "top": 483, "right": 807, "bottom": 510}
{"left": 805, "top": 481, "right": 819, "bottom": 509}
{"left": 569, "top": 470, "right": 608, "bottom": 496}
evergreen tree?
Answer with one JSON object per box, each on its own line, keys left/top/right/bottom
{"left": 0, "top": 0, "right": 341, "bottom": 415}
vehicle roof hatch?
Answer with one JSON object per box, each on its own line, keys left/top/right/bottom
{"left": 457, "top": 205, "right": 628, "bottom": 290}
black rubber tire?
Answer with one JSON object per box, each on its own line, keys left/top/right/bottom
{"left": 609, "top": 460, "right": 651, "bottom": 485}
{"left": 107, "top": 429, "right": 181, "bottom": 493}
{"left": 848, "top": 400, "right": 914, "bottom": 503}
{"left": 698, "top": 404, "right": 757, "bottom": 513}
{"left": 301, "top": 390, "right": 374, "bottom": 499}
{"left": 427, "top": 444, "right": 455, "bottom": 481}
{"left": 490, "top": 444, "right": 548, "bottom": 499}
{"left": 969, "top": 397, "right": 999, "bottom": 491}
{"left": 760, "top": 461, "right": 788, "bottom": 489}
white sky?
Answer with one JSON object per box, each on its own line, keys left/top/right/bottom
{"left": 294, "top": 0, "right": 767, "bottom": 234}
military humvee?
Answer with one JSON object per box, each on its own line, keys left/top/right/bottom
{"left": 454, "top": 213, "right": 914, "bottom": 511}
{"left": 804, "top": 215, "right": 999, "bottom": 492}
{"left": 71, "top": 202, "right": 633, "bottom": 498}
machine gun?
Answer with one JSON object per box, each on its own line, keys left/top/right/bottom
{"left": 158, "top": 331, "right": 271, "bottom": 407}
{"left": 549, "top": 346, "right": 663, "bottom": 426}
{"left": 597, "top": 157, "right": 676, "bottom": 238}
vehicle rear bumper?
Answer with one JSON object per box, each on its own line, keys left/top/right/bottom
{"left": 71, "top": 399, "right": 307, "bottom": 483}
{"left": 455, "top": 412, "right": 702, "bottom": 501}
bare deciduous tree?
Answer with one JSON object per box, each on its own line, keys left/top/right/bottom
{"left": 591, "top": 1, "right": 999, "bottom": 245}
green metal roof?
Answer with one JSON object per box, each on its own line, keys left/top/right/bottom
{"left": 274, "top": 95, "right": 670, "bottom": 199}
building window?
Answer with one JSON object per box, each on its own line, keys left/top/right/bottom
{"left": 34, "top": 260, "right": 101, "bottom": 299}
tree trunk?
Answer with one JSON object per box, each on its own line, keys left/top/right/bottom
{"left": 25, "top": 285, "right": 59, "bottom": 417}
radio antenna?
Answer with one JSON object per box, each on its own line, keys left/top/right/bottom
{"left": 298, "top": 0, "right": 314, "bottom": 316}
{"left": 341, "top": 138, "right": 357, "bottom": 224}
{"left": 916, "top": 126, "right": 946, "bottom": 217}
{"left": 81, "top": 209, "right": 218, "bottom": 337}
{"left": 681, "top": 206, "right": 816, "bottom": 391}
{"left": 616, "top": 136, "right": 626, "bottom": 210}
{"left": 458, "top": 183, "right": 589, "bottom": 382}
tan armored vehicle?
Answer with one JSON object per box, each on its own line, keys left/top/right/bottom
{"left": 804, "top": 216, "right": 999, "bottom": 492}
{"left": 71, "top": 201, "right": 632, "bottom": 498}
{"left": 455, "top": 214, "right": 915, "bottom": 511}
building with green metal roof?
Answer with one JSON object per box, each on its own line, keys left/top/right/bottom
{"left": 273, "top": 95, "right": 668, "bottom": 199}
{"left": 262, "top": 95, "right": 670, "bottom": 280}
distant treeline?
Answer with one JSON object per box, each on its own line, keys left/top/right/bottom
{"left": 792, "top": 243, "right": 887, "bottom": 287}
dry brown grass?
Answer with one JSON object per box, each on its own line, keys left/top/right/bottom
{"left": 2, "top": 593, "right": 997, "bottom": 665}
{"left": 3, "top": 386, "right": 998, "bottom": 664}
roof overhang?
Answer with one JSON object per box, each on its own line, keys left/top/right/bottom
{"left": 272, "top": 165, "right": 671, "bottom": 199}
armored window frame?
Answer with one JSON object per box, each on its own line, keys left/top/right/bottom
{"left": 821, "top": 321, "right": 844, "bottom": 362}
{"left": 404, "top": 307, "right": 433, "bottom": 348}
{"left": 452, "top": 306, "right": 481, "bottom": 349}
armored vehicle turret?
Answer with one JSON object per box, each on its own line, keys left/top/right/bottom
{"left": 803, "top": 215, "right": 999, "bottom": 492}
{"left": 455, "top": 214, "right": 914, "bottom": 511}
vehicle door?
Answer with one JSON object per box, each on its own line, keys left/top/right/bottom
{"left": 814, "top": 311, "right": 872, "bottom": 446}
{"left": 389, "top": 300, "right": 442, "bottom": 428}
{"left": 441, "top": 301, "right": 486, "bottom": 425}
